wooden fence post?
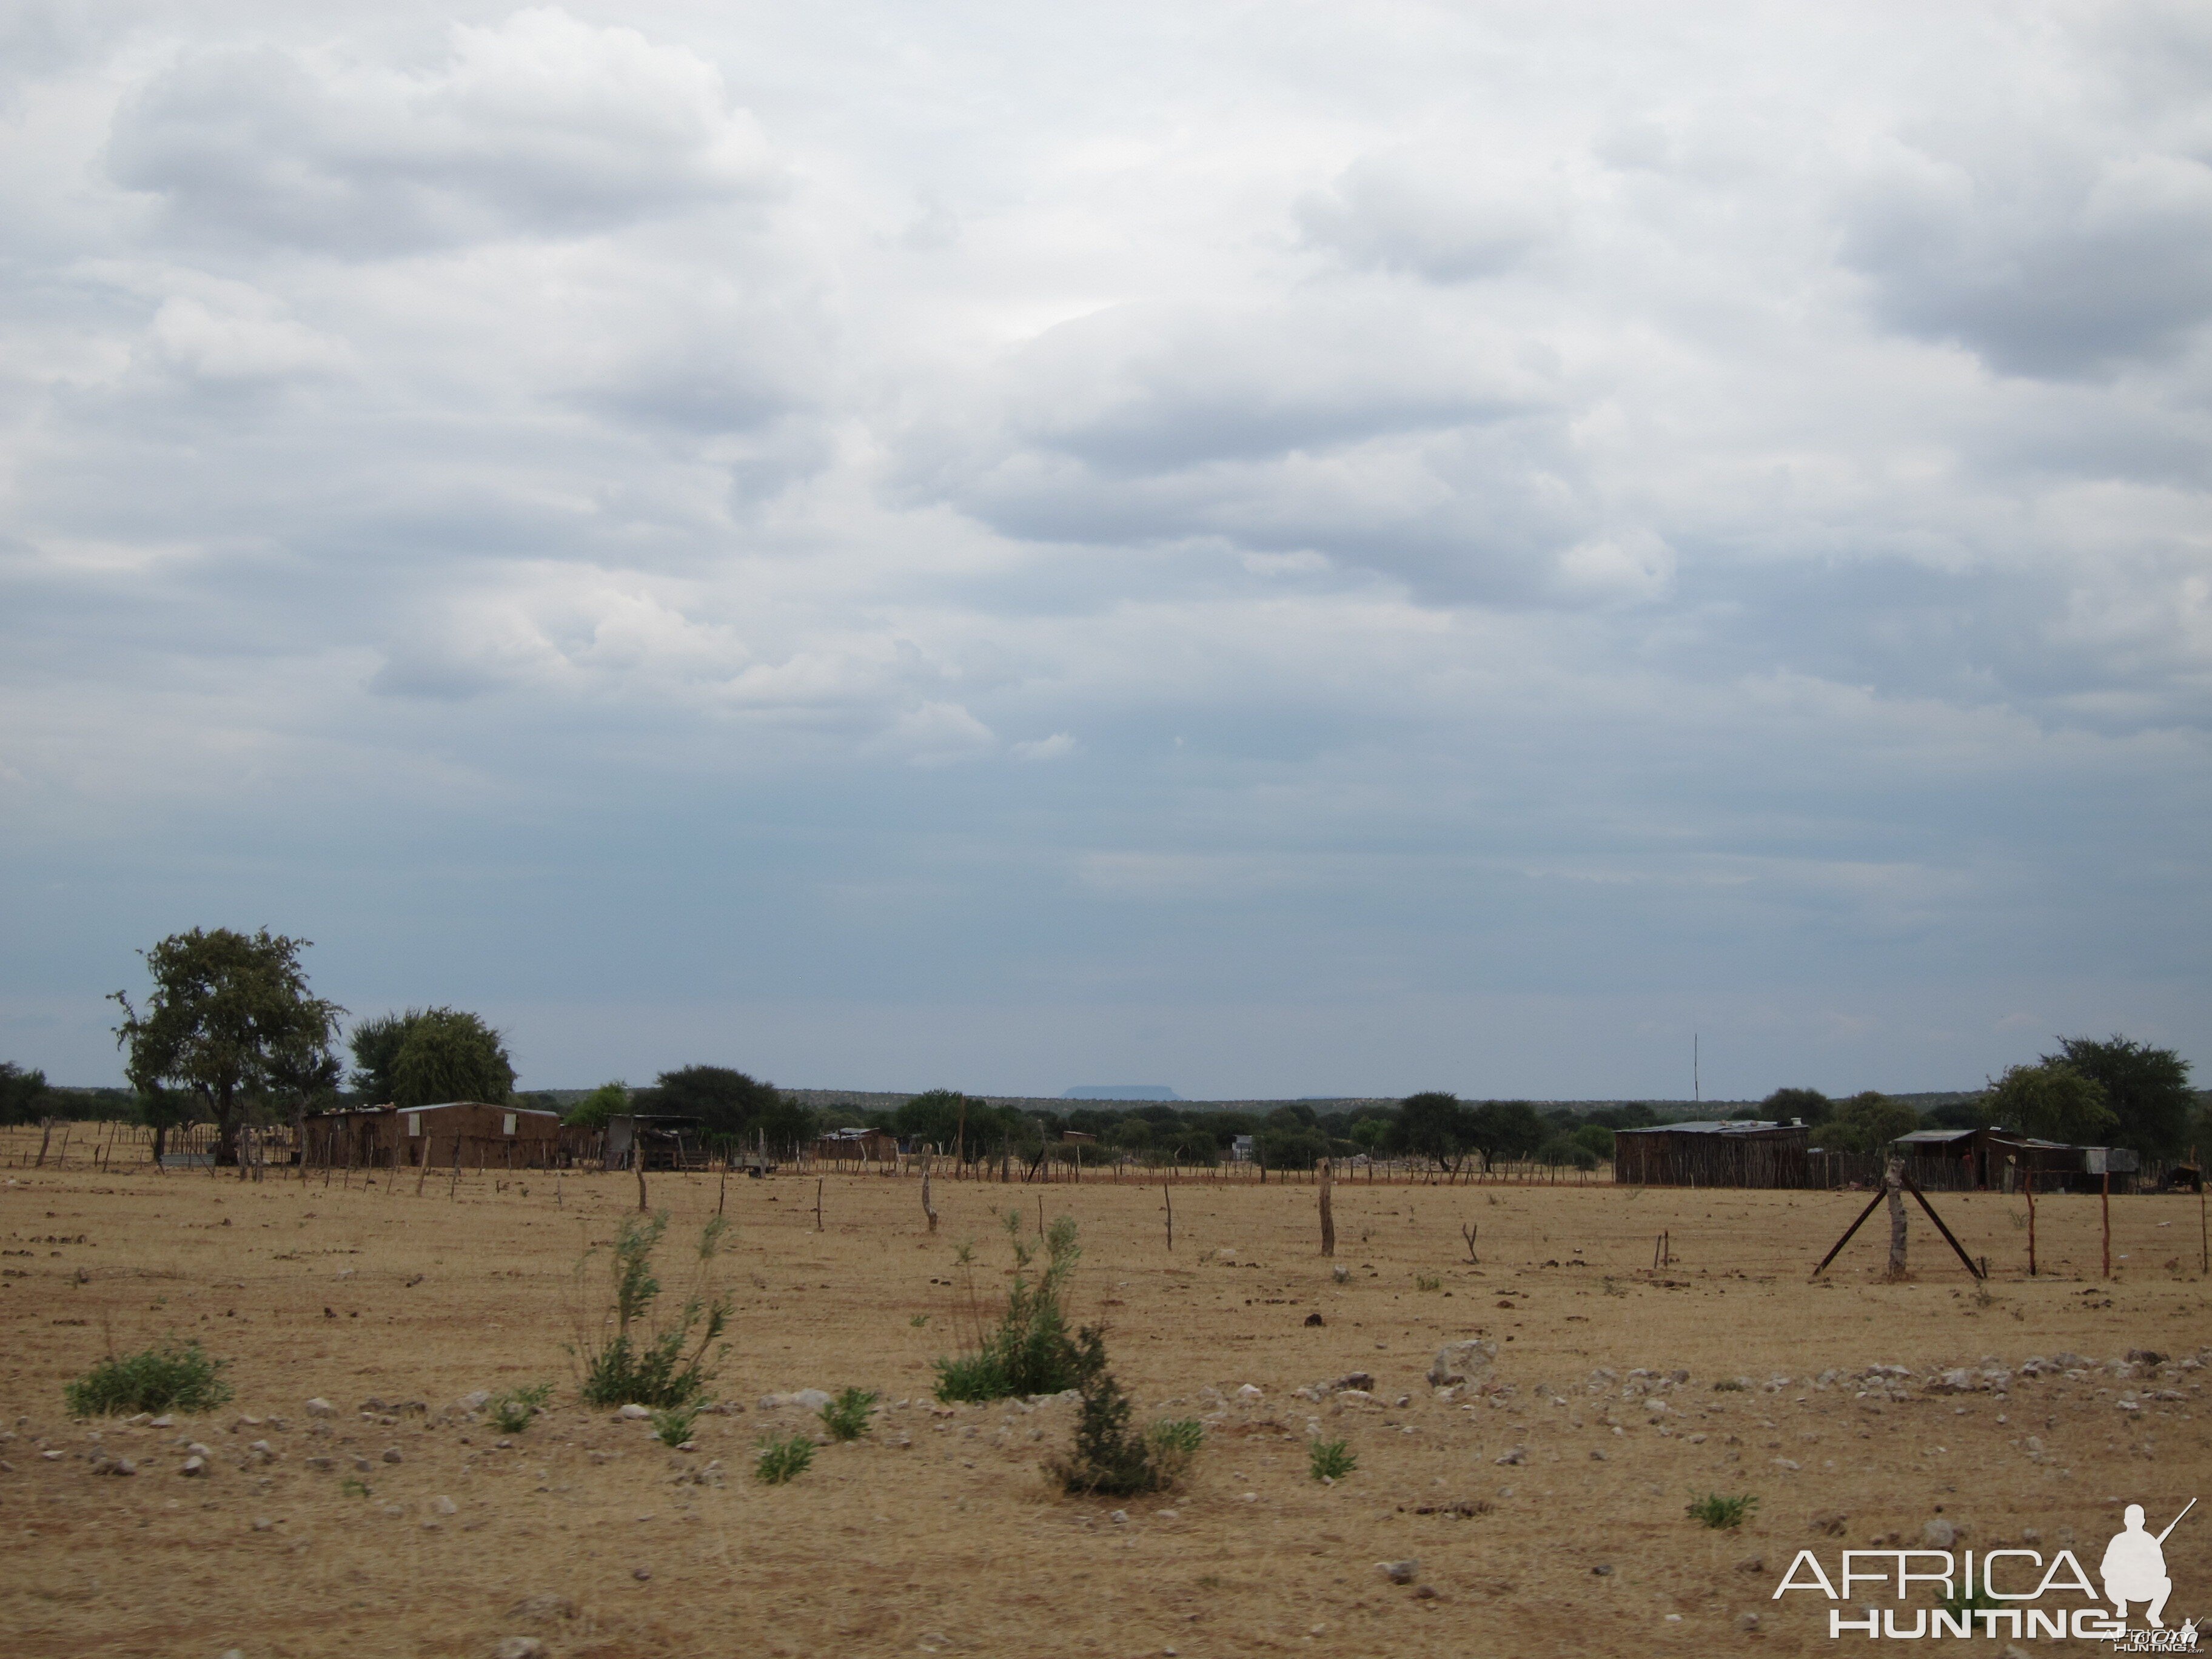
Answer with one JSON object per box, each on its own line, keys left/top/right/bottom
{"left": 1318, "top": 1159, "right": 1335, "bottom": 1258}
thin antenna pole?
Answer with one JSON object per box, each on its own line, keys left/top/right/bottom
{"left": 1694, "top": 1033, "right": 1700, "bottom": 1104}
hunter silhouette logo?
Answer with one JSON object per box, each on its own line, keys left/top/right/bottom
{"left": 1773, "top": 1496, "right": 2197, "bottom": 1643}
{"left": 2105, "top": 1500, "right": 2192, "bottom": 1627}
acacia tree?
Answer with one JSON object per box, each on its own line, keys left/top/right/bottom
{"left": 1986, "top": 1062, "right": 2117, "bottom": 1146}
{"left": 350, "top": 1007, "right": 515, "bottom": 1106}
{"left": 2045, "top": 1036, "right": 2194, "bottom": 1156}
{"left": 112, "top": 928, "right": 343, "bottom": 1166}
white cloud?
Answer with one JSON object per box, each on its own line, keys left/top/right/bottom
{"left": 1, "top": 2, "right": 2207, "bottom": 1091}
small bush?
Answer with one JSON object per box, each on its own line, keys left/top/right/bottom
{"left": 64, "top": 1340, "right": 232, "bottom": 1416}
{"left": 1711, "top": 1378, "right": 1747, "bottom": 1392}
{"left": 651, "top": 1404, "right": 697, "bottom": 1447}
{"left": 1048, "top": 1331, "right": 1202, "bottom": 1496}
{"left": 487, "top": 1382, "right": 554, "bottom": 1435}
{"left": 1309, "top": 1438, "right": 1356, "bottom": 1482}
{"left": 754, "top": 1432, "right": 814, "bottom": 1484}
{"left": 934, "top": 1216, "right": 1099, "bottom": 1404}
{"left": 340, "top": 1476, "right": 370, "bottom": 1498}
{"left": 574, "top": 1212, "right": 731, "bottom": 1409}
{"left": 1686, "top": 1491, "right": 1758, "bottom": 1529}
{"left": 910, "top": 1313, "right": 928, "bottom": 1328}
{"left": 820, "top": 1387, "right": 878, "bottom": 1442}
{"left": 1415, "top": 1275, "right": 1441, "bottom": 1292}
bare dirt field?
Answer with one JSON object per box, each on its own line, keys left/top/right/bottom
{"left": 3, "top": 1147, "right": 2207, "bottom": 1659}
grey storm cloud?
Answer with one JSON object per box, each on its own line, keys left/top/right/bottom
{"left": 1, "top": 2, "right": 2206, "bottom": 1097}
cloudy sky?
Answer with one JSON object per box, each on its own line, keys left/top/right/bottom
{"left": 4, "top": 2, "right": 2208, "bottom": 1100}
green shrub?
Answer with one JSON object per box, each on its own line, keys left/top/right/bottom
{"left": 64, "top": 1340, "right": 232, "bottom": 1416}
{"left": 754, "top": 1432, "right": 814, "bottom": 1484}
{"left": 1415, "top": 1275, "right": 1441, "bottom": 1292}
{"left": 1686, "top": 1491, "right": 1758, "bottom": 1529}
{"left": 1048, "top": 1330, "right": 1202, "bottom": 1496}
{"left": 1308, "top": 1438, "right": 1357, "bottom": 1482}
{"left": 487, "top": 1382, "right": 554, "bottom": 1435}
{"left": 651, "top": 1404, "right": 697, "bottom": 1447}
{"left": 933, "top": 1216, "right": 1099, "bottom": 1404}
{"left": 820, "top": 1387, "right": 878, "bottom": 1442}
{"left": 573, "top": 1212, "right": 731, "bottom": 1409}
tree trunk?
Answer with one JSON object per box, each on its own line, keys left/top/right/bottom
{"left": 1318, "top": 1158, "right": 1336, "bottom": 1257}
{"left": 1884, "top": 1156, "right": 1908, "bottom": 1281}
{"left": 214, "top": 1082, "right": 240, "bottom": 1167}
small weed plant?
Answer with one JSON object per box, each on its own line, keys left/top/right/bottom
{"left": 1048, "top": 1329, "right": 1204, "bottom": 1496}
{"left": 1415, "top": 1275, "right": 1441, "bottom": 1292}
{"left": 1686, "top": 1491, "right": 1758, "bottom": 1529}
{"left": 65, "top": 1339, "right": 232, "bottom": 1416}
{"left": 340, "top": 1476, "right": 370, "bottom": 1498}
{"left": 820, "top": 1387, "right": 879, "bottom": 1442}
{"left": 1309, "top": 1438, "right": 1357, "bottom": 1482}
{"left": 935, "top": 1215, "right": 1096, "bottom": 1403}
{"left": 487, "top": 1382, "right": 554, "bottom": 1435}
{"left": 754, "top": 1432, "right": 814, "bottom": 1484}
{"left": 572, "top": 1212, "right": 731, "bottom": 1409}
{"left": 1711, "top": 1377, "right": 1747, "bottom": 1392}
{"left": 651, "top": 1404, "right": 698, "bottom": 1447}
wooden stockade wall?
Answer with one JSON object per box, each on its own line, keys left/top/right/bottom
{"left": 1612, "top": 1127, "right": 1819, "bottom": 1189}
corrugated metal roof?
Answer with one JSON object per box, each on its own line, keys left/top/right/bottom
{"left": 1616, "top": 1119, "right": 1800, "bottom": 1136}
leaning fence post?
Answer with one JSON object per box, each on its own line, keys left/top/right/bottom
{"left": 1318, "top": 1158, "right": 1335, "bottom": 1257}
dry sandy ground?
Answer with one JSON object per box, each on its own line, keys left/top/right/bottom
{"left": 2, "top": 1152, "right": 2207, "bottom": 1659}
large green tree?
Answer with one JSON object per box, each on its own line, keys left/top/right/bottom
{"left": 641, "top": 1065, "right": 814, "bottom": 1150}
{"left": 1466, "top": 1100, "right": 1549, "bottom": 1168}
{"left": 112, "top": 928, "right": 344, "bottom": 1166}
{"left": 1985, "top": 1062, "right": 2117, "bottom": 1146}
{"left": 350, "top": 1007, "right": 515, "bottom": 1106}
{"left": 1809, "top": 1091, "right": 1922, "bottom": 1154}
{"left": 1393, "top": 1091, "right": 1469, "bottom": 1171}
{"left": 893, "top": 1088, "right": 972, "bottom": 1151}
{"left": 0, "top": 1062, "right": 52, "bottom": 1127}
{"left": 2043, "top": 1036, "right": 2194, "bottom": 1156}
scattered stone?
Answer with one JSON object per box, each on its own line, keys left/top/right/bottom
{"left": 1592, "top": 1564, "right": 1614, "bottom": 1577}
{"left": 1494, "top": 1447, "right": 1526, "bottom": 1466}
{"left": 494, "top": 1640, "right": 546, "bottom": 1659}
{"left": 304, "top": 1456, "right": 334, "bottom": 1472}
{"left": 505, "top": 1595, "right": 577, "bottom": 1624}
{"left": 1412, "top": 1584, "right": 1439, "bottom": 1600}
{"left": 1304, "top": 1312, "right": 1325, "bottom": 1327}
{"left": 1810, "top": 1510, "right": 1848, "bottom": 1537}
{"left": 1110, "top": 1509, "right": 1129, "bottom": 1524}
{"left": 180, "top": 1456, "right": 207, "bottom": 1478}
{"left": 1735, "top": 1612, "right": 1760, "bottom": 1632}
{"left": 459, "top": 1390, "right": 491, "bottom": 1412}
{"left": 253, "top": 1517, "right": 275, "bottom": 1532}
{"left": 618, "top": 1404, "right": 652, "bottom": 1421}
{"left": 1429, "top": 1340, "right": 1498, "bottom": 1389}
{"left": 756, "top": 1389, "right": 833, "bottom": 1412}
{"left": 1213, "top": 1249, "right": 1238, "bottom": 1264}
{"left": 1236, "top": 1384, "right": 1264, "bottom": 1402}
{"left": 1378, "top": 1560, "right": 1419, "bottom": 1584}
{"left": 1331, "top": 1265, "right": 1350, "bottom": 1284}
{"left": 631, "top": 1567, "right": 652, "bottom": 1582}
{"left": 147, "top": 1415, "right": 173, "bottom": 1429}
{"left": 381, "top": 1447, "right": 403, "bottom": 1465}
{"left": 1923, "top": 1518, "right": 1956, "bottom": 1549}
{"left": 1735, "top": 1557, "right": 1765, "bottom": 1574}
{"left": 432, "top": 1495, "right": 458, "bottom": 1515}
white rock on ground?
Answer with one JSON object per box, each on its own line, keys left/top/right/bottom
{"left": 1429, "top": 1340, "right": 1498, "bottom": 1389}
{"left": 618, "top": 1404, "right": 652, "bottom": 1420}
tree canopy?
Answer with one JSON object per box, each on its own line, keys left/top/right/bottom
{"left": 0, "top": 1062, "right": 52, "bottom": 1127}
{"left": 640, "top": 1064, "right": 814, "bottom": 1148}
{"left": 1808, "top": 1091, "right": 1922, "bottom": 1153}
{"left": 1985, "top": 1061, "right": 2117, "bottom": 1146}
{"left": 112, "top": 928, "right": 343, "bottom": 1165}
{"left": 2043, "top": 1035, "right": 2193, "bottom": 1156}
